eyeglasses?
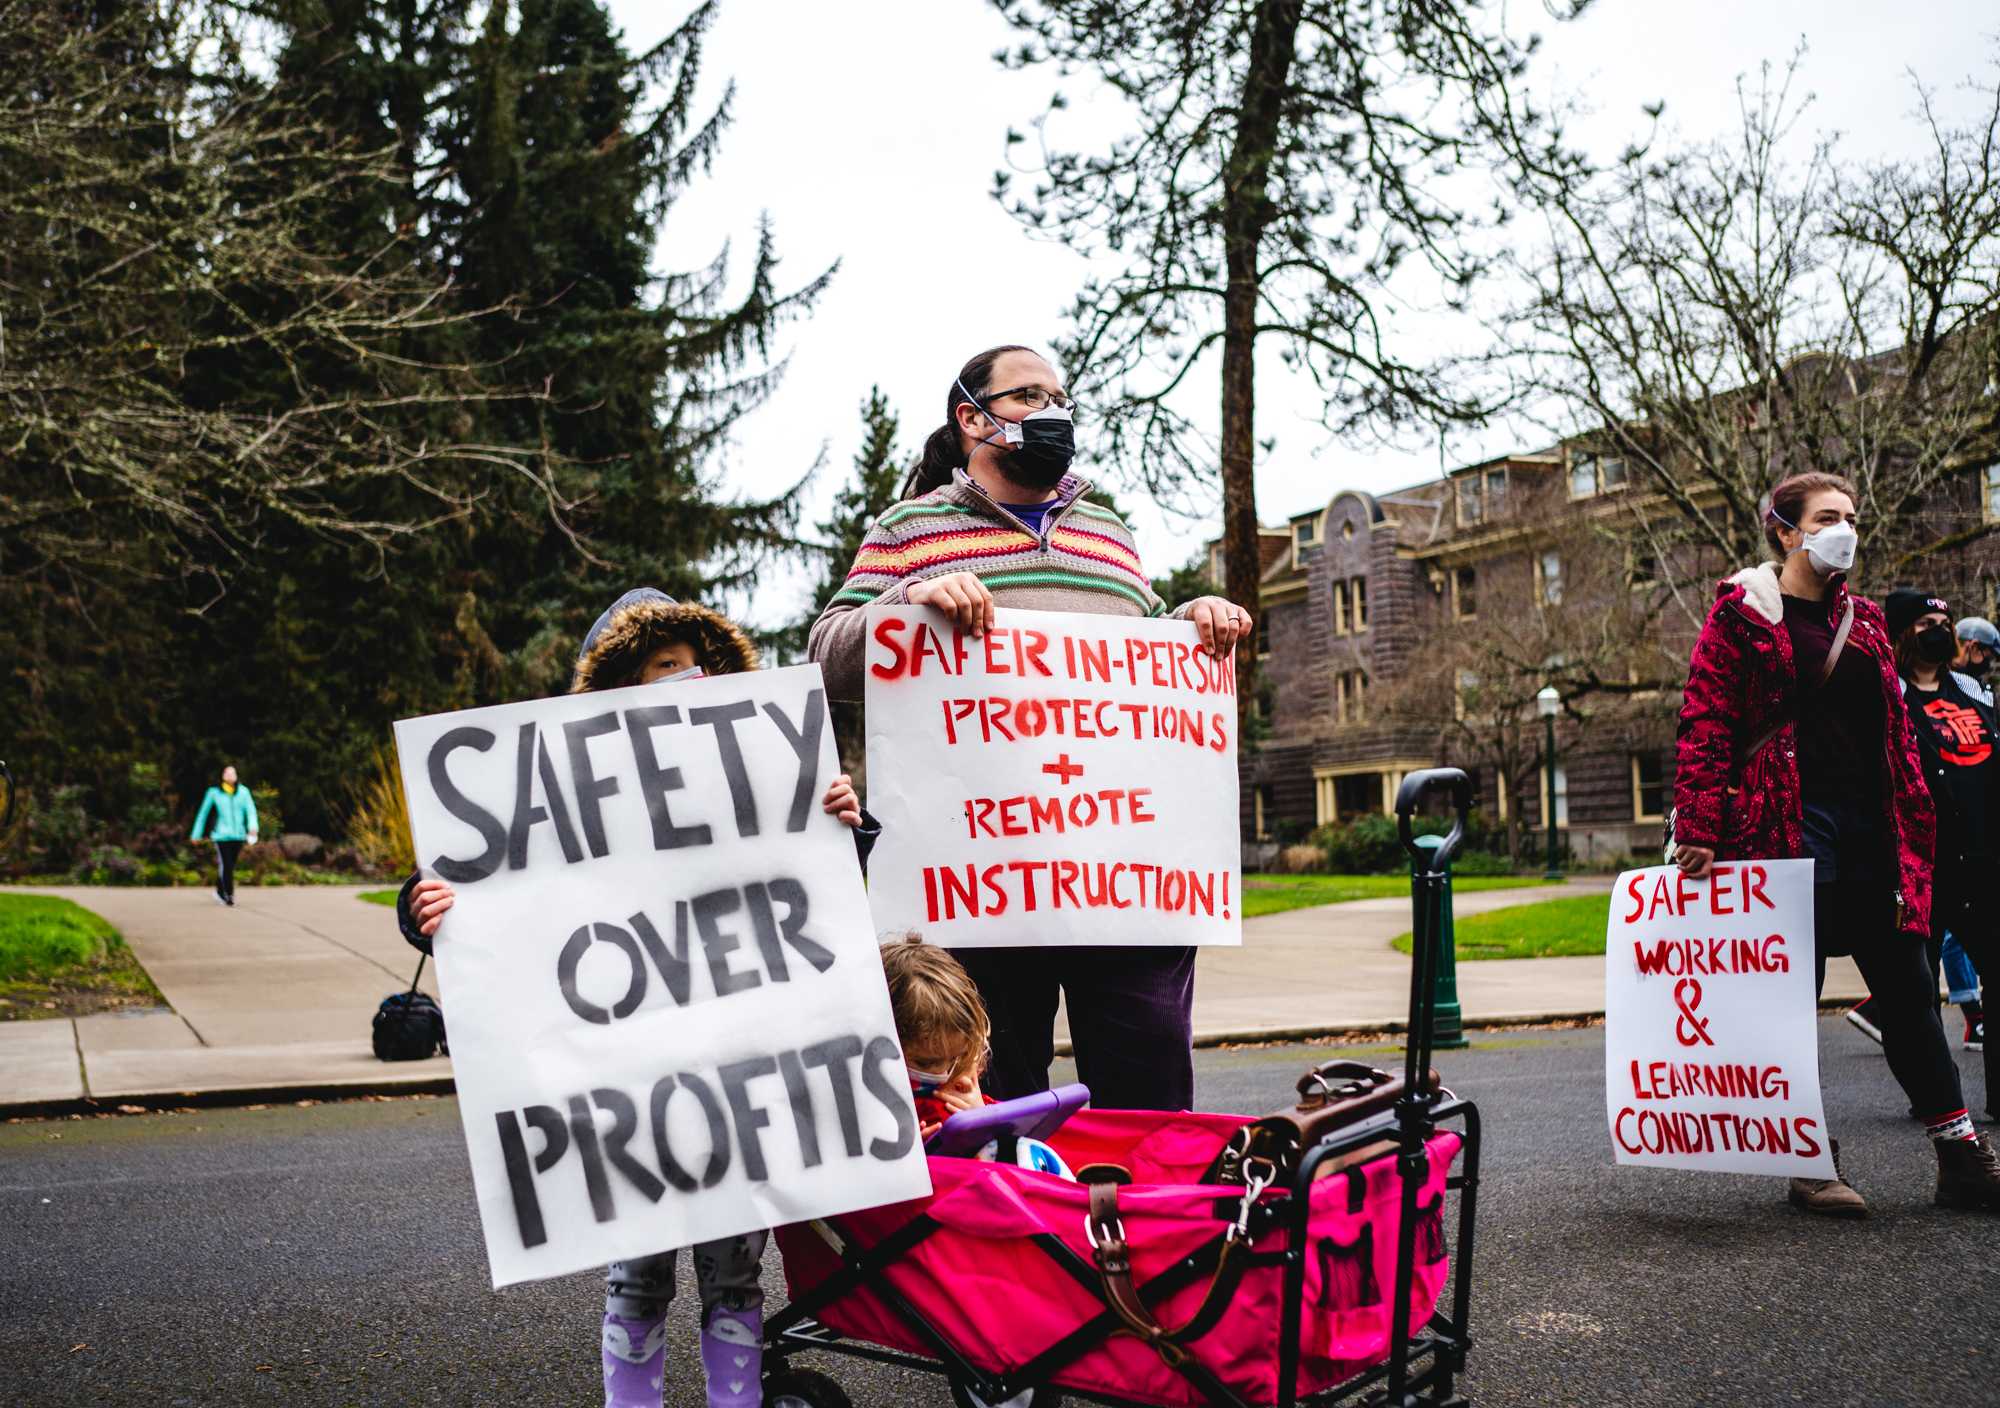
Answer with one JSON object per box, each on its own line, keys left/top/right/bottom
{"left": 980, "top": 384, "right": 1074, "bottom": 412}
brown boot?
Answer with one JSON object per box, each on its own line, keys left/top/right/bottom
{"left": 1788, "top": 1139, "right": 1867, "bottom": 1217}
{"left": 1935, "top": 1133, "right": 2000, "bottom": 1210}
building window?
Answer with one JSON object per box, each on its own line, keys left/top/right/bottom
{"left": 1342, "top": 520, "right": 1356, "bottom": 541}
{"left": 1255, "top": 614, "right": 1271, "bottom": 659}
{"left": 1539, "top": 763, "right": 1570, "bottom": 829}
{"left": 1335, "top": 670, "right": 1369, "bottom": 724}
{"left": 1456, "top": 477, "right": 1483, "bottom": 527}
{"left": 1254, "top": 784, "right": 1274, "bottom": 840}
{"left": 1570, "top": 450, "right": 1630, "bottom": 498}
{"left": 1486, "top": 468, "right": 1508, "bottom": 516}
{"left": 1331, "top": 581, "right": 1348, "bottom": 635}
{"left": 1349, "top": 577, "right": 1368, "bottom": 631}
{"left": 1985, "top": 464, "right": 2000, "bottom": 523}
{"left": 1628, "top": 547, "right": 1659, "bottom": 590}
{"left": 1537, "top": 551, "right": 1564, "bottom": 606}
{"left": 1295, "top": 516, "right": 1321, "bottom": 549}
{"left": 1452, "top": 567, "right": 1477, "bottom": 620}
{"left": 1317, "top": 770, "right": 1384, "bottom": 824}
{"left": 1454, "top": 670, "right": 1479, "bottom": 721}
{"left": 1632, "top": 753, "right": 1667, "bottom": 822}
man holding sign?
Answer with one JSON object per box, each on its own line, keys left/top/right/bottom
{"left": 809, "top": 344, "right": 1251, "bottom": 1112}
{"left": 397, "top": 589, "right": 927, "bottom": 1408}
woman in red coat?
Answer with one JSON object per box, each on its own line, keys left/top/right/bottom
{"left": 1673, "top": 471, "right": 1999, "bottom": 1216}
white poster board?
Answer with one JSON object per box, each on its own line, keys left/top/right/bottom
{"left": 1604, "top": 858, "right": 1835, "bottom": 1178}
{"left": 864, "top": 605, "right": 1242, "bottom": 949}
{"left": 395, "top": 665, "right": 930, "bottom": 1287}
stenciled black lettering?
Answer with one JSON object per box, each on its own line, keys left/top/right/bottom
{"left": 648, "top": 1075, "right": 728, "bottom": 1193}
{"left": 562, "top": 712, "right": 623, "bottom": 858}
{"left": 508, "top": 725, "right": 585, "bottom": 869}
{"left": 591, "top": 1087, "right": 666, "bottom": 1203}
{"left": 622, "top": 705, "right": 713, "bottom": 851}
{"left": 861, "top": 1034, "right": 917, "bottom": 1161}
{"left": 759, "top": 878, "right": 834, "bottom": 975}
{"left": 776, "top": 1050, "right": 822, "bottom": 1169}
{"left": 799, "top": 1036, "right": 865, "bottom": 1158}
{"left": 761, "top": 690, "right": 827, "bottom": 833}
{"left": 427, "top": 727, "right": 507, "bottom": 883}
{"left": 719, "top": 1055, "right": 779, "bottom": 1182}
{"left": 688, "top": 700, "right": 761, "bottom": 838}
{"left": 557, "top": 922, "right": 648, "bottom": 1025}
{"left": 494, "top": 1108, "right": 562, "bottom": 1248}
{"left": 692, "top": 888, "right": 760, "bottom": 999}
{"left": 566, "top": 1095, "right": 616, "bottom": 1223}
{"left": 628, "top": 906, "right": 692, "bottom": 1006}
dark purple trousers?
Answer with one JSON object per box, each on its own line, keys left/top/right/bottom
{"left": 951, "top": 945, "right": 1196, "bottom": 1112}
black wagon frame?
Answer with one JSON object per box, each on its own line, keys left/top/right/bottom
{"left": 764, "top": 768, "right": 1482, "bottom": 1408}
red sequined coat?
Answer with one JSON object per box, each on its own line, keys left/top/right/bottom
{"left": 1673, "top": 563, "right": 1934, "bottom": 937}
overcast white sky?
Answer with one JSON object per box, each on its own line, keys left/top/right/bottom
{"left": 603, "top": 0, "right": 1997, "bottom": 628}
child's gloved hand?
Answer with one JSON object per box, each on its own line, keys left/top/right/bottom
{"left": 410, "top": 877, "right": 456, "bottom": 936}
{"left": 822, "top": 775, "right": 862, "bottom": 828}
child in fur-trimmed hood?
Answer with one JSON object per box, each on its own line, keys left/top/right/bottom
{"left": 395, "top": 586, "right": 875, "bottom": 1408}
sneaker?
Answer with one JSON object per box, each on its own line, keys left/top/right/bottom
{"left": 213, "top": 890, "right": 227, "bottom": 907}
{"left": 1967, "top": 1017, "right": 1986, "bottom": 1053}
{"left": 223, "top": 893, "right": 235, "bottom": 907}
{"left": 1845, "top": 999, "right": 1883, "bottom": 1045}
{"left": 1935, "top": 1132, "right": 2000, "bottom": 1211}
{"left": 1787, "top": 1138, "right": 1867, "bottom": 1218}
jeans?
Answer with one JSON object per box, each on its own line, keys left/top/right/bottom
{"left": 1941, "top": 930, "right": 1982, "bottom": 1006}
{"left": 213, "top": 840, "right": 243, "bottom": 900}
{"left": 1802, "top": 800, "right": 1968, "bottom": 1122}
{"left": 951, "top": 945, "right": 1196, "bottom": 1111}
{"left": 605, "top": 1232, "right": 766, "bottom": 1322}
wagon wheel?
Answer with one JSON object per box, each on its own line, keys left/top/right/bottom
{"left": 764, "top": 1366, "right": 853, "bottom": 1408}
{"left": 948, "top": 1376, "right": 1065, "bottom": 1408}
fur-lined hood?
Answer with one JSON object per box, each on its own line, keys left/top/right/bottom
{"left": 570, "top": 599, "right": 759, "bottom": 692}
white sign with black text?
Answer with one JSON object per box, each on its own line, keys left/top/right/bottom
{"left": 396, "top": 665, "right": 929, "bottom": 1287}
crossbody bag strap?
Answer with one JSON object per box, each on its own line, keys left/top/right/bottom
{"left": 1734, "top": 598, "right": 1855, "bottom": 767}
{"left": 1085, "top": 1181, "right": 1252, "bottom": 1368}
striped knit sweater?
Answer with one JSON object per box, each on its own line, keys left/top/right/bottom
{"left": 808, "top": 469, "right": 1192, "bottom": 699}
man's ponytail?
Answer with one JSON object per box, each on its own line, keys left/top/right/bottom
{"left": 898, "top": 344, "right": 1035, "bottom": 500}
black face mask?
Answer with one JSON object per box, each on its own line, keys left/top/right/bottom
{"left": 1964, "top": 653, "right": 1993, "bottom": 680}
{"left": 1917, "top": 625, "right": 1956, "bottom": 664}
{"left": 960, "top": 379, "right": 1076, "bottom": 489}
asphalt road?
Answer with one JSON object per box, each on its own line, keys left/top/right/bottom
{"left": 2, "top": 1021, "right": 1992, "bottom": 1407}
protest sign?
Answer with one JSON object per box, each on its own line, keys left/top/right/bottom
{"left": 1604, "top": 858, "right": 1834, "bottom": 1178}
{"left": 395, "top": 665, "right": 930, "bottom": 1287}
{"left": 863, "top": 605, "right": 1241, "bottom": 949}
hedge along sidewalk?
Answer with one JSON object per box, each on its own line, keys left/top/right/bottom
{"left": 0, "top": 893, "right": 163, "bottom": 1019}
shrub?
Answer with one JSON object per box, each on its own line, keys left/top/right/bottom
{"left": 1448, "top": 849, "right": 1517, "bottom": 876}
{"left": 30, "top": 784, "right": 96, "bottom": 872}
{"left": 279, "top": 833, "right": 324, "bottom": 863}
{"left": 127, "top": 821, "right": 187, "bottom": 862}
{"left": 123, "top": 761, "right": 171, "bottom": 834}
{"left": 347, "top": 744, "right": 414, "bottom": 875}
{"left": 1312, "top": 808, "right": 1511, "bottom": 875}
{"left": 73, "top": 845, "right": 142, "bottom": 885}
{"left": 1274, "top": 843, "right": 1326, "bottom": 875}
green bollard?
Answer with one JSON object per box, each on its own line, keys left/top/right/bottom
{"left": 1412, "top": 834, "right": 1470, "bottom": 1049}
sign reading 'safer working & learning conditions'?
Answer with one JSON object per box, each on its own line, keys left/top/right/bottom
{"left": 864, "top": 605, "right": 1242, "bottom": 949}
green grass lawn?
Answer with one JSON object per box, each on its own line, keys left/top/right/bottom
{"left": 358, "top": 889, "right": 399, "bottom": 906}
{"left": 1391, "top": 893, "right": 1611, "bottom": 960}
{"left": 0, "top": 893, "right": 163, "bottom": 1019}
{"left": 1243, "top": 872, "right": 1549, "bottom": 919}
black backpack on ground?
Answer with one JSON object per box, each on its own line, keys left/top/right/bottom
{"left": 372, "top": 954, "right": 447, "bottom": 1062}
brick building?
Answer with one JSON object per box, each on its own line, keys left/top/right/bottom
{"left": 1229, "top": 445, "right": 2000, "bottom": 864}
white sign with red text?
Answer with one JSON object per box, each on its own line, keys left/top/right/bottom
{"left": 1604, "top": 858, "right": 1834, "bottom": 1178}
{"left": 863, "top": 605, "right": 1242, "bottom": 948}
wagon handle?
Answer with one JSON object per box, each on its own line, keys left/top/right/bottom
{"left": 1395, "top": 767, "right": 1471, "bottom": 874}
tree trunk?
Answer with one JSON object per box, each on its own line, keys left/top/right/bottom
{"left": 1218, "top": 0, "right": 1303, "bottom": 750}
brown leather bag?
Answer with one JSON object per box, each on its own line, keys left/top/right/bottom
{"left": 1202, "top": 1059, "right": 1438, "bottom": 1186}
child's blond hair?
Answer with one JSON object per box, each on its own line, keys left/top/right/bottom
{"left": 880, "top": 932, "right": 990, "bottom": 1072}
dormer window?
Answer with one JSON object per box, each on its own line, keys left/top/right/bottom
{"left": 1569, "top": 450, "right": 1629, "bottom": 498}
{"left": 1456, "top": 467, "right": 1509, "bottom": 527}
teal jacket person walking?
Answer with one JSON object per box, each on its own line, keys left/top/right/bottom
{"left": 191, "top": 766, "right": 258, "bottom": 906}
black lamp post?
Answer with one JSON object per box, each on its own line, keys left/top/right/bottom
{"left": 1537, "top": 686, "right": 1562, "bottom": 881}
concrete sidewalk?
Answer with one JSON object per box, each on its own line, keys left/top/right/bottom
{"left": 1, "top": 884, "right": 449, "bottom": 1110}
{"left": 1, "top": 880, "right": 1867, "bottom": 1112}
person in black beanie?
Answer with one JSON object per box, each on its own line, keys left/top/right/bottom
{"left": 1875, "top": 587, "right": 1997, "bottom": 1123}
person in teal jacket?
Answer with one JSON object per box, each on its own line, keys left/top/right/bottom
{"left": 190, "top": 766, "right": 259, "bottom": 906}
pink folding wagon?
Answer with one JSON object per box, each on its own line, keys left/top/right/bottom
{"left": 762, "top": 769, "right": 1483, "bottom": 1408}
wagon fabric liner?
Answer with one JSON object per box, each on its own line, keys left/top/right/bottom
{"left": 776, "top": 1108, "right": 1462, "bottom": 1407}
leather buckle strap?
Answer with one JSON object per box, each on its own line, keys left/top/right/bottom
{"left": 1085, "top": 1178, "right": 1259, "bottom": 1371}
